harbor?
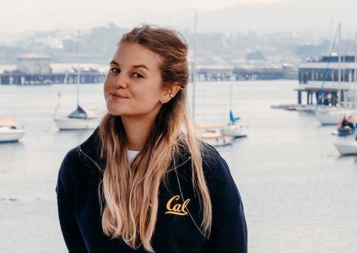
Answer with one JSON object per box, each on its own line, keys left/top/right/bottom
{"left": 2, "top": 0, "right": 357, "bottom": 251}
{"left": 0, "top": 53, "right": 298, "bottom": 85}
{"left": 1, "top": 80, "right": 357, "bottom": 253}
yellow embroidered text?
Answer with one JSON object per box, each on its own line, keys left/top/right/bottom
{"left": 165, "top": 195, "right": 190, "bottom": 216}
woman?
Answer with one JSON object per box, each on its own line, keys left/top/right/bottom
{"left": 56, "top": 25, "right": 247, "bottom": 253}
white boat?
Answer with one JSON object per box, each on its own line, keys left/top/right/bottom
{"left": 314, "top": 25, "right": 357, "bottom": 125}
{"left": 221, "top": 110, "right": 248, "bottom": 138}
{"left": 224, "top": 70, "right": 248, "bottom": 138}
{"left": 331, "top": 30, "right": 357, "bottom": 154}
{"left": 334, "top": 140, "right": 357, "bottom": 155}
{"left": 0, "top": 116, "right": 25, "bottom": 143}
{"left": 222, "top": 121, "right": 248, "bottom": 138}
{"left": 53, "top": 31, "right": 102, "bottom": 131}
{"left": 198, "top": 125, "right": 233, "bottom": 147}
{"left": 54, "top": 105, "right": 101, "bottom": 130}
{"left": 315, "top": 108, "right": 356, "bottom": 125}
{"left": 198, "top": 127, "right": 233, "bottom": 147}
{"left": 190, "top": 16, "right": 233, "bottom": 147}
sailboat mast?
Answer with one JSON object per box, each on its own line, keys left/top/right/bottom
{"left": 229, "top": 68, "right": 233, "bottom": 111}
{"left": 337, "top": 23, "right": 341, "bottom": 106}
{"left": 353, "top": 32, "right": 357, "bottom": 113}
{"left": 192, "top": 10, "right": 197, "bottom": 120}
{"left": 77, "top": 30, "right": 81, "bottom": 108}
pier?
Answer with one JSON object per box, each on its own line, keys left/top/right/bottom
{"left": 0, "top": 69, "right": 106, "bottom": 85}
{"left": 294, "top": 87, "right": 349, "bottom": 106}
{"left": 0, "top": 53, "right": 106, "bottom": 85}
{"left": 192, "top": 65, "right": 295, "bottom": 82}
{"left": 1, "top": 53, "right": 297, "bottom": 85}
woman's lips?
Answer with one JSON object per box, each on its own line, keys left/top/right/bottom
{"left": 110, "top": 92, "right": 128, "bottom": 99}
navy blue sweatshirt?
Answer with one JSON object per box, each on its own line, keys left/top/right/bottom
{"left": 56, "top": 131, "right": 248, "bottom": 253}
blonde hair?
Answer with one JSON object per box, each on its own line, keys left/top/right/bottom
{"left": 98, "top": 25, "right": 212, "bottom": 252}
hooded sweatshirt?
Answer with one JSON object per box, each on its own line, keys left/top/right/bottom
{"left": 56, "top": 131, "right": 248, "bottom": 253}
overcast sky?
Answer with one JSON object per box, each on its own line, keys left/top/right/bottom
{"left": 0, "top": 0, "right": 278, "bottom": 32}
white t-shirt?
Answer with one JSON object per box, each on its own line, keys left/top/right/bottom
{"left": 128, "top": 150, "right": 140, "bottom": 164}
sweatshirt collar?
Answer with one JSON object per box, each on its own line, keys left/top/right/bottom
{"left": 77, "top": 128, "right": 193, "bottom": 171}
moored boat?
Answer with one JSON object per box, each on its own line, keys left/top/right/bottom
{"left": 0, "top": 116, "right": 25, "bottom": 143}
{"left": 198, "top": 126, "right": 233, "bottom": 147}
{"left": 334, "top": 140, "right": 357, "bottom": 155}
{"left": 222, "top": 121, "right": 248, "bottom": 138}
{"left": 54, "top": 105, "right": 101, "bottom": 130}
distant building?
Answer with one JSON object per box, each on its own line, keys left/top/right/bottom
{"left": 296, "top": 55, "right": 356, "bottom": 107}
{"left": 298, "top": 55, "right": 357, "bottom": 84}
{"left": 282, "top": 64, "right": 298, "bottom": 80}
{"left": 17, "top": 53, "right": 51, "bottom": 75}
{"left": 0, "top": 60, "right": 106, "bottom": 85}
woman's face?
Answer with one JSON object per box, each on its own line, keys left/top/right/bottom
{"left": 104, "top": 43, "right": 167, "bottom": 121}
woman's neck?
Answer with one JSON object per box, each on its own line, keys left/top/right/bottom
{"left": 121, "top": 116, "right": 155, "bottom": 151}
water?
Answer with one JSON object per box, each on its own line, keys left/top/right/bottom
{"left": 0, "top": 81, "right": 356, "bottom": 253}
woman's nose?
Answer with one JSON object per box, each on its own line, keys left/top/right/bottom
{"left": 113, "top": 73, "right": 128, "bottom": 88}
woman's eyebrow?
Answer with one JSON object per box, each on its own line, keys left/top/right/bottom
{"left": 109, "top": 61, "right": 149, "bottom": 71}
{"left": 109, "top": 60, "right": 119, "bottom": 65}
{"left": 132, "top": 65, "right": 149, "bottom": 71}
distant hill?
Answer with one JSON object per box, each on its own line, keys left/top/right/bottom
{"left": 173, "top": 0, "right": 357, "bottom": 39}
{"left": 1, "top": 0, "right": 356, "bottom": 65}
{"left": 1, "top": 0, "right": 356, "bottom": 39}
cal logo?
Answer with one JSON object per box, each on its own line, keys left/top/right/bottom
{"left": 165, "top": 195, "right": 190, "bottom": 216}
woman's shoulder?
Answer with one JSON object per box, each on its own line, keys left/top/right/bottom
{"left": 58, "top": 130, "right": 101, "bottom": 180}
{"left": 58, "top": 145, "right": 83, "bottom": 179}
{"left": 178, "top": 141, "right": 232, "bottom": 180}
{"left": 200, "top": 143, "right": 243, "bottom": 205}
{"left": 200, "top": 142, "right": 229, "bottom": 176}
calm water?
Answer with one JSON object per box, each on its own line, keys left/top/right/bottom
{"left": 0, "top": 80, "right": 356, "bottom": 253}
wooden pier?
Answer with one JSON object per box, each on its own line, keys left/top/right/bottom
{"left": 0, "top": 70, "right": 106, "bottom": 85}
{"left": 0, "top": 53, "right": 106, "bottom": 85}
{"left": 193, "top": 66, "right": 285, "bottom": 82}
{"left": 189, "top": 66, "right": 291, "bottom": 82}
{"left": 294, "top": 87, "right": 348, "bottom": 106}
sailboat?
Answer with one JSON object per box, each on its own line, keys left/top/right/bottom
{"left": 334, "top": 32, "right": 357, "bottom": 155}
{"left": 0, "top": 116, "right": 25, "bottom": 143}
{"left": 54, "top": 104, "right": 101, "bottom": 130}
{"left": 197, "top": 125, "right": 233, "bottom": 147}
{"left": 221, "top": 110, "right": 248, "bottom": 138}
{"left": 190, "top": 11, "right": 232, "bottom": 147}
{"left": 315, "top": 23, "right": 357, "bottom": 125}
{"left": 221, "top": 75, "right": 248, "bottom": 138}
{"left": 53, "top": 31, "right": 102, "bottom": 131}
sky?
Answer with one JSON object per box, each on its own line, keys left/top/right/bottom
{"left": 0, "top": 0, "right": 278, "bottom": 32}
{"left": 1, "top": 0, "right": 356, "bottom": 38}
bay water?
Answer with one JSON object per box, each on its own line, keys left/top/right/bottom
{"left": 0, "top": 80, "right": 356, "bottom": 253}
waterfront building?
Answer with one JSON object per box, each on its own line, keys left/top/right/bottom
{"left": 297, "top": 55, "right": 357, "bottom": 106}
{"left": 17, "top": 54, "right": 51, "bottom": 75}
{"left": 0, "top": 54, "right": 106, "bottom": 85}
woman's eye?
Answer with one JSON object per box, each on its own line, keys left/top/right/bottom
{"left": 132, "top": 73, "right": 143, "bottom": 78}
{"left": 110, "top": 68, "right": 120, "bottom": 74}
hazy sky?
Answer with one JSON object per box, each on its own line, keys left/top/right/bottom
{"left": 0, "top": 0, "right": 278, "bottom": 32}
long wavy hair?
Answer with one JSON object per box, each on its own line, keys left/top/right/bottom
{"left": 98, "top": 25, "right": 212, "bottom": 252}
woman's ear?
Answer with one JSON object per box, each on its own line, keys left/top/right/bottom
{"left": 168, "top": 83, "right": 180, "bottom": 97}
{"left": 162, "top": 83, "right": 180, "bottom": 103}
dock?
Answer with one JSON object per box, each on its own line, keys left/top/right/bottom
{"left": 193, "top": 64, "right": 297, "bottom": 82}
{"left": 0, "top": 68, "right": 106, "bottom": 85}
{"left": 0, "top": 54, "right": 106, "bottom": 85}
